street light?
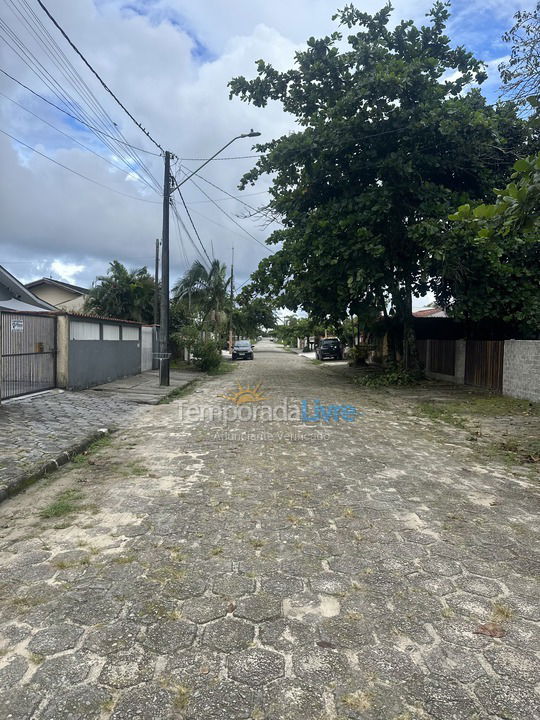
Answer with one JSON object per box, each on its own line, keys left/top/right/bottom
{"left": 170, "top": 130, "right": 261, "bottom": 192}
{"left": 158, "top": 130, "right": 261, "bottom": 386}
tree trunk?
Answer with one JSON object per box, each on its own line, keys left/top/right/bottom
{"left": 402, "top": 283, "right": 419, "bottom": 370}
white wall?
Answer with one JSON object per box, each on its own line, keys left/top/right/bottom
{"left": 503, "top": 340, "right": 540, "bottom": 402}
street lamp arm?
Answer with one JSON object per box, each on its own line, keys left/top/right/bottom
{"left": 170, "top": 131, "right": 261, "bottom": 193}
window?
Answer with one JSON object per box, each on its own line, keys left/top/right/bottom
{"left": 70, "top": 321, "right": 100, "bottom": 340}
{"left": 102, "top": 324, "right": 120, "bottom": 340}
{"left": 122, "top": 326, "right": 139, "bottom": 341}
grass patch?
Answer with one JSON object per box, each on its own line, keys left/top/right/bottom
{"left": 355, "top": 364, "right": 423, "bottom": 387}
{"left": 417, "top": 401, "right": 469, "bottom": 429}
{"left": 421, "top": 394, "right": 539, "bottom": 419}
{"left": 207, "top": 361, "right": 238, "bottom": 376}
{"left": 71, "top": 434, "right": 112, "bottom": 465}
{"left": 311, "top": 358, "right": 323, "bottom": 365}
{"left": 40, "top": 489, "right": 84, "bottom": 519}
{"left": 497, "top": 437, "right": 540, "bottom": 464}
{"left": 159, "top": 381, "right": 197, "bottom": 404}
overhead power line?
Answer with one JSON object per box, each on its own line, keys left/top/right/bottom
{"left": 0, "top": 67, "right": 160, "bottom": 156}
{"left": 181, "top": 154, "right": 261, "bottom": 161}
{"left": 184, "top": 173, "right": 272, "bottom": 252}
{"left": 0, "top": 126, "right": 161, "bottom": 203}
{"left": 176, "top": 188, "right": 213, "bottom": 264}
{"left": 0, "top": 89, "right": 160, "bottom": 188}
{"left": 36, "top": 0, "right": 164, "bottom": 154}
{"left": 2, "top": 0, "right": 162, "bottom": 191}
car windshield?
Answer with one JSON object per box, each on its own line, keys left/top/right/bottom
{"left": 321, "top": 340, "right": 338, "bottom": 346}
{"left": 235, "top": 341, "right": 251, "bottom": 348}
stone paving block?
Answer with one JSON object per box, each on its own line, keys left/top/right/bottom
{"left": 234, "top": 593, "right": 282, "bottom": 623}
{"left": 0, "top": 344, "right": 538, "bottom": 720}
{"left": 183, "top": 679, "right": 254, "bottom": 720}
{"left": 227, "top": 648, "right": 285, "bottom": 687}
{"left": 110, "top": 684, "right": 174, "bottom": 720}
{"left": 99, "top": 647, "right": 155, "bottom": 689}
{"left": 181, "top": 596, "right": 229, "bottom": 624}
{"left": 143, "top": 619, "right": 196, "bottom": 653}
{"left": 262, "top": 679, "right": 327, "bottom": 720}
{"left": 0, "top": 686, "right": 42, "bottom": 720}
{"left": 27, "top": 623, "right": 84, "bottom": 655}
{"left": 212, "top": 573, "right": 256, "bottom": 597}
{"left": 201, "top": 617, "right": 255, "bottom": 652}
{"left": 40, "top": 685, "right": 112, "bottom": 720}
{"left": 0, "top": 655, "right": 28, "bottom": 688}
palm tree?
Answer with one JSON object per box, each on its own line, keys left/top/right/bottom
{"left": 172, "top": 260, "right": 230, "bottom": 331}
{"left": 85, "top": 261, "right": 155, "bottom": 323}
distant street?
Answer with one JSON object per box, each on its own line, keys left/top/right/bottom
{"left": 0, "top": 342, "right": 538, "bottom": 719}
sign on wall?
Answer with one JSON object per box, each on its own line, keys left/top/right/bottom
{"left": 10, "top": 319, "right": 24, "bottom": 332}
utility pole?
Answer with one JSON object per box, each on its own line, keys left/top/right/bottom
{"left": 153, "top": 238, "right": 160, "bottom": 326}
{"left": 228, "top": 245, "right": 234, "bottom": 351}
{"left": 159, "top": 150, "right": 171, "bottom": 386}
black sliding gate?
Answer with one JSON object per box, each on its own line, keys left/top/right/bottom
{"left": 1, "top": 312, "right": 56, "bottom": 400}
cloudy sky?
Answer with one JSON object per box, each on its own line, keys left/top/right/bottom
{"left": 0, "top": 0, "right": 535, "bottom": 299}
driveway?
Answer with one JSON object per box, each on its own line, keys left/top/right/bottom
{"left": 0, "top": 341, "right": 538, "bottom": 719}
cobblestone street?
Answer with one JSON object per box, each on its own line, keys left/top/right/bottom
{"left": 0, "top": 341, "right": 538, "bottom": 719}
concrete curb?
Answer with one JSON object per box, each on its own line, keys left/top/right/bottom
{"left": 0, "top": 427, "right": 111, "bottom": 504}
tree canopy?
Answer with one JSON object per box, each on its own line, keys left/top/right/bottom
{"left": 229, "top": 2, "right": 535, "bottom": 361}
{"left": 84, "top": 260, "right": 155, "bottom": 323}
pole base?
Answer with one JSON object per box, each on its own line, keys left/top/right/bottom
{"left": 159, "top": 358, "right": 170, "bottom": 386}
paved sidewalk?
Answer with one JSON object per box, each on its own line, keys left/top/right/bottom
{"left": 0, "top": 370, "right": 195, "bottom": 497}
{"left": 0, "top": 342, "right": 538, "bottom": 719}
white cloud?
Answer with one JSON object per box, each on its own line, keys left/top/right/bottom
{"left": 50, "top": 260, "right": 85, "bottom": 285}
{"left": 0, "top": 0, "right": 532, "bottom": 292}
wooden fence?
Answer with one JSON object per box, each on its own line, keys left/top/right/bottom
{"left": 464, "top": 340, "right": 504, "bottom": 392}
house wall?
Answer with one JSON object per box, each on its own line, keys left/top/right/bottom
{"left": 30, "top": 284, "right": 77, "bottom": 307}
{"left": 503, "top": 340, "right": 540, "bottom": 402}
{"left": 65, "top": 317, "right": 141, "bottom": 390}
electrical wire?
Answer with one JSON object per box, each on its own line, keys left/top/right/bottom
{"left": 0, "top": 67, "right": 160, "bottom": 155}
{"left": 0, "top": 126, "right": 161, "bottom": 203}
{"left": 2, "top": 2, "right": 162, "bottom": 192}
{"left": 16, "top": 0, "right": 162, "bottom": 191}
{"left": 183, "top": 172, "right": 273, "bottom": 252}
{"left": 36, "top": 0, "right": 165, "bottom": 154}
{"left": 189, "top": 206, "right": 272, "bottom": 254}
{"left": 171, "top": 201, "right": 210, "bottom": 268}
{"left": 0, "top": 24, "right": 160, "bottom": 193}
{"left": 181, "top": 154, "right": 261, "bottom": 161}
{"left": 187, "top": 190, "right": 270, "bottom": 204}
{"left": 175, "top": 188, "right": 213, "bottom": 264}
{"left": 181, "top": 164, "right": 264, "bottom": 214}
{"left": 0, "top": 90, "right": 160, "bottom": 189}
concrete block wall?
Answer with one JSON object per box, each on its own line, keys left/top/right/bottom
{"left": 503, "top": 340, "right": 540, "bottom": 402}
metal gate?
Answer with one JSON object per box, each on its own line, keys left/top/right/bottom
{"left": 1, "top": 312, "right": 56, "bottom": 400}
{"left": 464, "top": 340, "right": 504, "bottom": 392}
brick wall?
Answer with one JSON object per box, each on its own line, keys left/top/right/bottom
{"left": 503, "top": 340, "right": 540, "bottom": 402}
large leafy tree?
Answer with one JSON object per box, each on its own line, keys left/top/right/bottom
{"left": 84, "top": 260, "right": 156, "bottom": 323}
{"left": 229, "top": 2, "right": 531, "bottom": 365}
{"left": 233, "top": 296, "right": 276, "bottom": 338}
{"left": 436, "top": 154, "right": 540, "bottom": 336}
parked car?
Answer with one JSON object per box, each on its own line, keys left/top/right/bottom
{"left": 315, "top": 338, "right": 343, "bottom": 361}
{"left": 232, "top": 340, "right": 254, "bottom": 360}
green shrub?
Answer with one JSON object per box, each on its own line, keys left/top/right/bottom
{"left": 348, "top": 344, "right": 374, "bottom": 365}
{"left": 192, "top": 340, "right": 221, "bottom": 371}
{"left": 354, "top": 363, "right": 423, "bottom": 387}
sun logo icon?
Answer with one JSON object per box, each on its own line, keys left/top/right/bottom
{"left": 219, "top": 382, "right": 266, "bottom": 405}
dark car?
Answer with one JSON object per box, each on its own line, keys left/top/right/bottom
{"left": 232, "top": 340, "right": 254, "bottom": 360}
{"left": 316, "top": 338, "right": 343, "bottom": 361}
